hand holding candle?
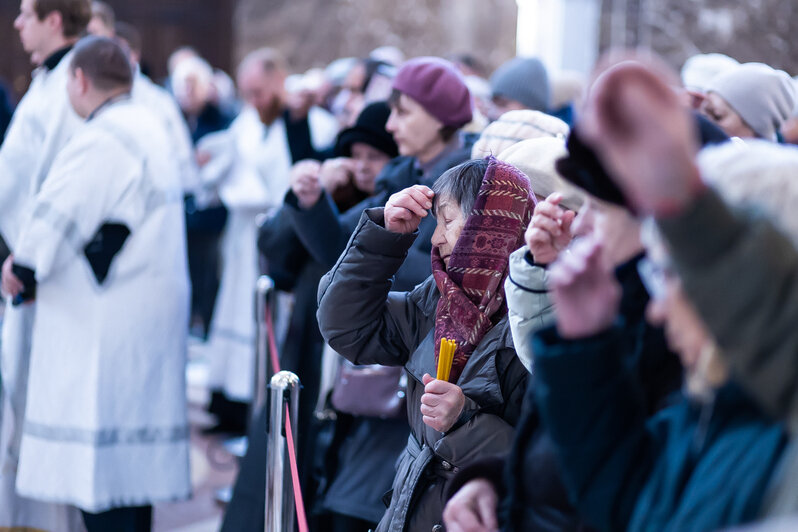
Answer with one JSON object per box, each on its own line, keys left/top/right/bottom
{"left": 436, "top": 338, "right": 456, "bottom": 382}
{"left": 421, "top": 372, "right": 465, "bottom": 433}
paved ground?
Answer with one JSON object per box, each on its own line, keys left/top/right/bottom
{"left": 153, "top": 344, "right": 240, "bottom": 532}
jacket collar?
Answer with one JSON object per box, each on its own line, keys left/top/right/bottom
{"left": 42, "top": 45, "right": 72, "bottom": 72}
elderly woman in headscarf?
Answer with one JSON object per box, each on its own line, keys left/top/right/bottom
{"left": 317, "top": 157, "right": 533, "bottom": 531}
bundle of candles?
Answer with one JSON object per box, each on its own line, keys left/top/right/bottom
{"left": 436, "top": 338, "right": 457, "bottom": 382}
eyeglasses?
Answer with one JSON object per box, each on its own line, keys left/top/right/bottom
{"left": 637, "top": 257, "right": 673, "bottom": 301}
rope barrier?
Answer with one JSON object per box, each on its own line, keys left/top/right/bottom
{"left": 265, "top": 305, "right": 309, "bottom": 532}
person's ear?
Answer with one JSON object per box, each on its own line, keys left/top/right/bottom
{"left": 74, "top": 68, "right": 89, "bottom": 95}
{"left": 45, "top": 10, "right": 63, "bottom": 34}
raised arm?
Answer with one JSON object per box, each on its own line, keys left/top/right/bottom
{"left": 579, "top": 58, "right": 798, "bottom": 429}
{"left": 317, "top": 208, "right": 436, "bottom": 366}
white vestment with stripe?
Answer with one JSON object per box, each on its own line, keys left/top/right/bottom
{"left": 131, "top": 70, "right": 200, "bottom": 194}
{"left": 12, "top": 100, "right": 191, "bottom": 512}
{"left": 0, "top": 50, "right": 85, "bottom": 531}
{"left": 201, "top": 106, "right": 338, "bottom": 401}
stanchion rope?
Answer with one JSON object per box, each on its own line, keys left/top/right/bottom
{"left": 265, "top": 306, "right": 309, "bottom": 532}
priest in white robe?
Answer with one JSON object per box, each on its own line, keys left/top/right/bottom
{"left": 91, "top": 15, "right": 200, "bottom": 194}
{"left": 0, "top": 1, "right": 91, "bottom": 530}
{"left": 2, "top": 36, "right": 190, "bottom": 531}
{"left": 198, "top": 48, "right": 338, "bottom": 432}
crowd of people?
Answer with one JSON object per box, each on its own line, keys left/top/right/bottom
{"left": 3, "top": 1, "right": 798, "bottom": 532}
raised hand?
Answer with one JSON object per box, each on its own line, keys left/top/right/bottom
{"left": 548, "top": 237, "right": 621, "bottom": 339}
{"left": 420, "top": 373, "right": 465, "bottom": 433}
{"left": 318, "top": 158, "right": 355, "bottom": 194}
{"left": 384, "top": 185, "right": 434, "bottom": 234}
{"left": 290, "top": 159, "right": 323, "bottom": 209}
{"left": 581, "top": 56, "right": 703, "bottom": 217}
{"left": 525, "top": 193, "right": 577, "bottom": 264}
{"left": 443, "top": 479, "right": 500, "bottom": 532}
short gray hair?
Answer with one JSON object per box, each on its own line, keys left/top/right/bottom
{"left": 238, "top": 47, "right": 287, "bottom": 78}
{"left": 432, "top": 159, "right": 489, "bottom": 217}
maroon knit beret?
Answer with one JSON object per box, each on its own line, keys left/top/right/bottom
{"left": 392, "top": 57, "right": 473, "bottom": 128}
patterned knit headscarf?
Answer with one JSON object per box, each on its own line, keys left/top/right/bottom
{"left": 432, "top": 157, "right": 535, "bottom": 383}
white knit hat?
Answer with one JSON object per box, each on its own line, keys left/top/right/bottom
{"left": 471, "top": 109, "right": 569, "bottom": 159}
{"left": 498, "top": 137, "right": 584, "bottom": 211}
{"left": 680, "top": 53, "right": 739, "bottom": 93}
{"left": 707, "top": 63, "right": 797, "bottom": 141}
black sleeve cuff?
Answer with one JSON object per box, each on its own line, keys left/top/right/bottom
{"left": 11, "top": 263, "right": 36, "bottom": 305}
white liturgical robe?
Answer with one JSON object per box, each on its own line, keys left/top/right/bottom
{"left": 0, "top": 49, "right": 84, "bottom": 531}
{"left": 12, "top": 99, "right": 191, "bottom": 512}
{"left": 132, "top": 69, "right": 200, "bottom": 194}
{"left": 200, "top": 105, "right": 337, "bottom": 402}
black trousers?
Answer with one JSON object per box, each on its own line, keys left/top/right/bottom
{"left": 81, "top": 505, "right": 152, "bottom": 532}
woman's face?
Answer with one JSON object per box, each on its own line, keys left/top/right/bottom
{"left": 700, "top": 92, "right": 757, "bottom": 138}
{"left": 570, "top": 197, "right": 642, "bottom": 266}
{"left": 350, "top": 142, "right": 391, "bottom": 195}
{"left": 643, "top": 263, "right": 714, "bottom": 373}
{"left": 431, "top": 196, "right": 467, "bottom": 268}
{"left": 386, "top": 93, "right": 445, "bottom": 164}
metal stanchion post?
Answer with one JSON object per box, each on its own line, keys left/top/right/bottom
{"left": 265, "top": 371, "right": 301, "bottom": 532}
{"left": 253, "top": 275, "right": 275, "bottom": 424}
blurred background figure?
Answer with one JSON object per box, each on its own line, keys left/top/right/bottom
{"left": 700, "top": 62, "right": 796, "bottom": 141}
{"left": 489, "top": 56, "right": 550, "bottom": 121}
{"left": 199, "top": 47, "right": 338, "bottom": 435}
{"left": 86, "top": 0, "right": 114, "bottom": 38}
{"left": 680, "top": 52, "right": 739, "bottom": 108}
{"left": 549, "top": 70, "right": 585, "bottom": 126}
{"left": 329, "top": 57, "right": 396, "bottom": 129}
{"left": 369, "top": 45, "right": 404, "bottom": 67}
{"left": 172, "top": 55, "right": 234, "bottom": 143}
{"left": 171, "top": 54, "right": 236, "bottom": 339}
{"left": 781, "top": 78, "right": 798, "bottom": 144}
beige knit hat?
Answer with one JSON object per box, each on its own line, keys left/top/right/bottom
{"left": 498, "top": 137, "right": 584, "bottom": 211}
{"left": 680, "top": 53, "right": 739, "bottom": 93}
{"left": 471, "top": 109, "right": 569, "bottom": 159}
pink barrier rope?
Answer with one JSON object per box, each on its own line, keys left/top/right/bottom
{"left": 265, "top": 306, "right": 309, "bottom": 532}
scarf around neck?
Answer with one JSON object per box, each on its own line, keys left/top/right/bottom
{"left": 432, "top": 157, "right": 535, "bottom": 383}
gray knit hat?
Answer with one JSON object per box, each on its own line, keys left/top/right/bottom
{"left": 707, "top": 62, "right": 797, "bottom": 141}
{"left": 490, "top": 57, "right": 550, "bottom": 112}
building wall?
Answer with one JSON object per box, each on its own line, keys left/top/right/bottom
{"left": 0, "top": 0, "right": 235, "bottom": 100}
{"left": 600, "top": 0, "right": 798, "bottom": 74}
{"left": 2, "top": 1, "right": 797, "bottom": 102}
{"left": 234, "top": 0, "right": 518, "bottom": 74}
{"left": 0, "top": 4, "right": 34, "bottom": 101}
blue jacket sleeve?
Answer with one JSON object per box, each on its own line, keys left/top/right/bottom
{"left": 533, "top": 325, "right": 656, "bottom": 532}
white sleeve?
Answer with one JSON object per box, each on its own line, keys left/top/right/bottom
{"left": 308, "top": 107, "right": 340, "bottom": 150}
{"left": 504, "top": 246, "right": 555, "bottom": 374}
{"left": 14, "top": 134, "right": 139, "bottom": 281}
